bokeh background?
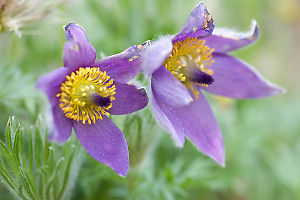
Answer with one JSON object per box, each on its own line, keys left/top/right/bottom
{"left": 0, "top": 0, "right": 300, "bottom": 199}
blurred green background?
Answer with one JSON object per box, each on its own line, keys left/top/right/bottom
{"left": 0, "top": 0, "right": 300, "bottom": 199}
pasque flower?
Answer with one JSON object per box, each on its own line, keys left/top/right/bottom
{"left": 37, "top": 23, "right": 148, "bottom": 176}
{"left": 142, "top": 3, "right": 284, "bottom": 166}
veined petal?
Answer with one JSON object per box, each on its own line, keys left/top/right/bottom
{"left": 152, "top": 66, "right": 191, "bottom": 107}
{"left": 203, "top": 54, "right": 285, "bottom": 99}
{"left": 142, "top": 36, "right": 173, "bottom": 75}
{"left": 36, "top": 67, "right": 70, "bottom": 105}
{"left": 63, "top": 23, "right": 96, "bottom": 71}
{"left": 109, "top": 82, "right": 148, "bottom": 115}
{"left": 173, "top": 3, "right": 214, "bottom": 43}
{"left": 151, "top": 77, "right": 225, "bottom": 164}
{"left": 151, "top": 82, "right": 225, "bottom": 164}
{"left": 205, "top": 20, "right": 259, "bottom": 53}
{"left": 177, "top": 91, "right": 225, "bottom": 166}
{"left": 151, "top": 83, "right": 185, "bottom": 147}
{"left": 49, "top": 99, "right": 73, "bottom": 143}
{"left": 93, "top": 41, "right": 150, "bottom": 83}
{"left": 73, "top": 116, "right": 129, "bottom": 177}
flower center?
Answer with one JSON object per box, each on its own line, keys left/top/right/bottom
{"left": 164, "top": 37, "right": 214, "bottom": 97}
{"left": 56, "top": 67, "right": 116, "bottom": 124}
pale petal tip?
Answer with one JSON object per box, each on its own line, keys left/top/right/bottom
{"left": 213, "top": 20, "right": 259, "bottom": 42}
{"left": 272, "top": 85, "right": 286, "bottom": 96}
{"left": 117, "top": 168, "right": 129, "bottom": 178}
{"left": 166, "top": 129, "right": 185, "bottom": 148}
{"left": 173, "top": 136, "right": 185, "bottom": 148}
{"left": 249, "top": 20, "right": 259, "bottom": 40}
{"left": 206, "top": 153, "right": 224, "bottom": 168}
{"left": 264, "top": 82, "right": 286, "bottom": 98}
{"left": 218, "top": 158, "right": 226, "bottom": 168}
{"left": 212, "top": 150, "right": 225, "bottom": 167}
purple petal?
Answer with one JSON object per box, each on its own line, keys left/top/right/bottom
{"left": 109, "top": 82, "right": 148, "bottom": 115}
{"left": 36, "top": 67, "right": 70, "bottom": 105}
{"left": 63, "top": 23, "right": 96, "bottom": 71}
{"left": 142, "top": 36, "right": 173, "bottom": 75}
{"left": 36, "top": 67, "right": 72, "bottom": 142}
{"left": 151, "top": 83, "right": 225, "bottom": 165}
{"left": 73, "top": 116, "right": 129, "bottom": 177}
{"left": 49, "top": 99, "right": 73, "bottom": 143}
{"left": 203, "top": 54, "right": 285, "bottom": 99}
{"left": 177, "top": 92, "right": 225, "bottom": 166}
{"left": 92, "top": 41, "right": 150, "bottom": 83}
{"left": 205, "top": 20, "right": 259, "bottom": 53}
{"left": 173, "top": 3, "right": 214, "bottom": 43}
{"left": 151, "top": 83, "right": 185, "bottom": 147}
{"left": 152, "top": 66, "right": 191, "bottom": 106}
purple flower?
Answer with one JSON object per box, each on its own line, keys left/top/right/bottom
{"left": 37, "top": 23, "right": 149, "bottom": 177}
{"left": 142, "top": 3, "right": 284, "bottom": 166}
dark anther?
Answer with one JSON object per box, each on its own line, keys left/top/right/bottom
{"left": 188, "top": 69, "right": 214, "bottom": 85}
{"left": 91, "top": 94, "right": 111, "bottom": 108}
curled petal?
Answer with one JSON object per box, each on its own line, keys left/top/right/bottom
{"left": 142, "top": 36, "right": 173, "bottom": 75}
{"left": 151, "top": 83, "right": 185, "bottom": 147}
{"left": 36, "top": 67, "right": 70, "bottom": 105}
{"left": 173, "top": 3, "right": 214, "bottom": 43}
{"left": 93, "top": 41, "right": 150, "bottom": 83}
{"left": 152, "top": 66, "right": 191, "bottom": 107}
{"left": 204, "top": 54, "right": 285, "bottom": 98}
{"left": 109, "top": 82, "right": 148, "bottom": 115}
{"left": 205, "top": 20, "right": 259, "bottom": 53}
{"left": 49, "top": 99, "right": 73, "bottom": 143}
{"left": 73, "top": 116, "right": 129, "bottom": 177}
{"left": 177, "top": 92, "right": 225, "bottom": 166}
{"left": 63, "top": 23, "right": 96, "bottom": 71}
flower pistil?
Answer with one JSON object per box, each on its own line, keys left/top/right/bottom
{"left": 56, "top": 67, "right": 116, "bottom": 124}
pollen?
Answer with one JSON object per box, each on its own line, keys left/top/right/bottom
{"left": 163, "top": 37, "right": 214, "bottom": 98}
{"left": 57, "top": 67, "right": 116, "bottom": 124}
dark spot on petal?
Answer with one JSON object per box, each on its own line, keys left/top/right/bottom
{"left": 139, "top": 88, "right": 148, "bottom": 99}
{"left": 91, "top": 94, "right": 111, "bottom": 108}
{"left": 142, "top": 40, "right": 151, "bottom": 46}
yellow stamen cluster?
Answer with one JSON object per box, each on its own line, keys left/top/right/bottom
{"left": 163, "top": 37, "right": 214, "bottom": 98}
{"left": 56, "top": 67, "right": 116, "bottom": 124}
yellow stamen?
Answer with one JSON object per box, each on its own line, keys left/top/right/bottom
{"left": 57, "top": 67, "right": 116, "bottom": 124}
{"left": 164, "top": 37, "right": 214, "bottom": 97}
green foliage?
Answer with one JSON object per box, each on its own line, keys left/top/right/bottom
{"left": 0, "top": 117, "right": 82, "bottom": 200}
{"left": 0, "top": 66, "right": 40, "bottom": 131}
{"left": 0, "top": 0, "right": 299, "bottom": 199}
